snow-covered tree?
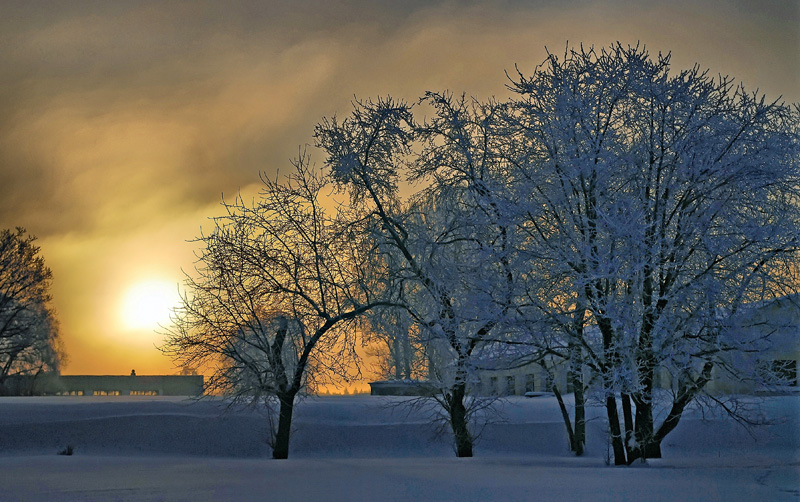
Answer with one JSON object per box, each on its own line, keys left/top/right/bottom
{"left": 508, "top": 44, "right": 800, "bottom": 464}
{"left": 316, "top": 94, "right": 523, "bottom": 457}
{"left": 162, "top": 157, "right": 389, "bottom": 459}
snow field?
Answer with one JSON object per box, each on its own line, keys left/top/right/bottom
{"left": 0, "top": 394, "right": 797, "bottom": 501}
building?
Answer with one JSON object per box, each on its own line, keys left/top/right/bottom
{"left": 53, "top": 374, "right": 204, "bottom": 396}
{"left": 1, "top": 373, "right": 204, "bottom": 396}
{"left": 705, "top": 294, "right": 799, "bottom": 394}
{"left": 368, "top": 379, "right": 436, "bottom": 396}
{"left": 477, "top": 295, "right": 799, "bottom": 397}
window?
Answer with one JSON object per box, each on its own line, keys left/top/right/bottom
{"left": 489, "top": 377, "right": 498, "bottom": 395}
{"left": 525, "top": 374, "right": 535, "bottom": 393}
{"left": 130, "top": 390, "right": 159, "bottom": 396}
{"left": 505, "top": 376, "right": 516, "bottom": 396}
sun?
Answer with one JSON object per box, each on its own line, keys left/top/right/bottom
{"left": 119, "top": 280, "right": 179, "bottom": 332}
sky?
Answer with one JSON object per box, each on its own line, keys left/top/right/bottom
{"left": 1, "top": 0, "right": 798, "bottom": 376}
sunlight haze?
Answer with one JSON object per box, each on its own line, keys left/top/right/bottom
{"left": 119, "top": 280, "right": 179, "bottom": 333}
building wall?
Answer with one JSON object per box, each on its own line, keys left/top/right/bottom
{"left": 478, "top": 358, "right": 576, "bottom": 396}
{"left": 475, "top": 296, "right": 799, "bottom": 397}
{"left": 705, "top": 296, "right": 799, "bottom": 394}
{"left": 369, "top": 380, "right": 436, "bottom": 396}
{"left": 51, "top": 375, "right": 204, "bottom": 396}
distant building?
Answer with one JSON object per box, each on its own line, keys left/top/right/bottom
{"left": 704, "top": 294, "right": 799, "bottom": 394}
{"left": 54, "top": 374, "right": 204, "bottom": 396}
{"left": 475, "top": 295, "right": 799, "bottom": 397}
{"left": 1, "top": 374, "right": 204, "bottom": 396}
{"left": 368, "top": 379, "right": 436, "bottom": 396}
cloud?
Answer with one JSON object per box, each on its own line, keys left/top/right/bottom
{"left": 0, "top": 0, "right": 796, "bottom": 373}
{"left": 2, "top": 0, "right": 796, "bottom": 236}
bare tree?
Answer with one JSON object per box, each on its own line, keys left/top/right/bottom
{"left": 0, "top": 228, "right": 64, "bottom": 393}
{"left": 162, "top": 157, "right": 390, "bottom": 459}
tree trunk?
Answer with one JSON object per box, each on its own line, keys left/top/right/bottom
{"left": 632, "top": 321, "right": 658, "bottom": 460}
{"left": 648, "top": 362, "right": 714, "bottom": 457}
{"left": 596, "top": 314, "right": 626, "bottom": 465}
{"left": 621, "top": 392, "right": 634, "bottom": 458}
{"left": 272, "top": 392, "right": 296, "bottom": 460}
{"left": 392, "top": 337, "right": 402, "bottom": 380}
{"left": 643, "top": 437, "right": 662, "bottom": 458}
{"left": 569, "top": 311, "right": 586, "bottom": 456}
{"left": 401, "top": 329, "right": 413, "bottom": 379}
{"left": 605, "top": 394, "right": 627, "bottom": 465}
{"left": 633, "top": 388, "right": 657, "bottom": 459}
{"left": 571, "top": 359, "right": 585, "bottom": 456}
{"left": 553, "top": 384, "right": 576, "bottom": 453}
{"left": 448, "top": 382, "right": 473, "bottom": 457}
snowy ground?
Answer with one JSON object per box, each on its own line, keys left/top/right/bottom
{"left": 0, "top": 394, "right": 797, "bottom": 501}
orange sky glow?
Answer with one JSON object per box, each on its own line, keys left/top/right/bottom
{"left": 0, "top": 0, "right": 797, "bottom": 379}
